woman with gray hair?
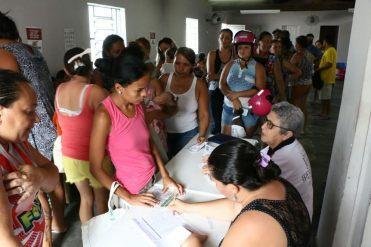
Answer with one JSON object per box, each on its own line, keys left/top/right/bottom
{"left": 260, "top": 101, "right": 313, "bottom": 219}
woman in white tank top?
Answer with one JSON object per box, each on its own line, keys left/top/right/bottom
{"left": 159, "top": 47, "right": 209, "bottom": 157}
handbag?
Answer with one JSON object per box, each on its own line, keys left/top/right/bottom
{"left": 312, "top": 71, "right": 324, "bottom": 90}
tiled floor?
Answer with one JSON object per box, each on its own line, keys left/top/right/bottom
{"left": 54, "top": 81, "right": 343, "bottom": 246}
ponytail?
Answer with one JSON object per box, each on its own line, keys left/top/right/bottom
{"left": 63, "top": 47, "right": 92, "bottom": 77}
{"left": 208, "top": 140, "right": 281, "bottom": 191}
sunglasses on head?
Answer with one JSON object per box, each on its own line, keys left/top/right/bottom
{"left": 262, "top": 117, "right": 291, "bottom": 131}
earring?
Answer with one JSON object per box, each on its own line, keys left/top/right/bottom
{"left": 232, "top": 193, "right": 238, "bottom": 209}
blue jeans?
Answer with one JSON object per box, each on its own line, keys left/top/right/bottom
{"left": 167, "top": 127, "right": 198, "bottom": 158}
{"left": 209, "top": 88, "right": 224, "bottom": 134}
{"left": 221, "top": 104, "right": 259, "bottom": 127}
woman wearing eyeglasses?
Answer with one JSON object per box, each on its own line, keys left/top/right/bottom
{"left": 170, "top": 140, "right": 311, "bottom": 247}
{"left": 260, "top": 101, "right": 313, "bottom": 219}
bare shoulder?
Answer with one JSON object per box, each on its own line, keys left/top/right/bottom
{"left": 93, "top": 103, "right": 110, "bottom": 122}
{"left": 221, "top": 210, "right": 287, "bottom": 247}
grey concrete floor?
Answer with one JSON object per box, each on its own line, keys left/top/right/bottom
{"left": 53, "top": 81, "right": 343, "bottom": 246}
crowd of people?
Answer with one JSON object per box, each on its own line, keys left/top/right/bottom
{"left": 0, "top": 10, "right": 339, "bottom": 246}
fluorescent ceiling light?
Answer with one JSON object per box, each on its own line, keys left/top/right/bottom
{"left": 240, "top": 9, "right": 280, "bottom": 14}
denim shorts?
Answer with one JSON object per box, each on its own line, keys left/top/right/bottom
{"left": 221, "top": 104, "right": 259, "bottom": 128}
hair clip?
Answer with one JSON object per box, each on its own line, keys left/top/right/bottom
{"left": 73, "top": 60, "right": 85, "bottom": 70}
{"left": 68, "top": 48, "right": 91, "bottom": 64}
{"left": 259, "top": 152, "right": 271, "bottom": 168}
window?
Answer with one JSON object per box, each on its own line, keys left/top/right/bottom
{"left": 88, "top": 3, "right": 126, "bottom": 62}
{"left": 186, "top": 18, "right": 198, "bottom": 53}
{"left": 221, "top": 23, "right": 246, "bottom": 37}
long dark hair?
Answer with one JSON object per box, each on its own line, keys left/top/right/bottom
{"left": 208, "top": 140, "right": 281, "bottom": 190}
{"left": 102, "top": 34, "right": 124, "bottom": 58}
{"left": 156, "top": 37, "right": 176, "bottom": 65}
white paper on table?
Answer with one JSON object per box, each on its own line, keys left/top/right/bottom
{"left": 126, "top": 207, "right": 191, "bottom": 246}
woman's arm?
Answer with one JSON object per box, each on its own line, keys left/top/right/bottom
{"left": 273, "top": 60, "right": 286, "bottom": 100}
{"left": 219, "top": 61, "right": 234, "bottom": 96}
{"left": 3, "top": 143, "right": 59, "bottom": 205}
{"left": 196, "top": 79, "right": 209, "bottom": 143}
{"left": 158, "top": 74, "right": 169, "bottom": 92}
{"left": 282, "top": 58, "right": 302, "bottom": 80}
{"left": 206, "top": 51, "right": 218, "bottom": 82}
{"left": 170, "top": 198, "right": 241, "bottom": 221}
{"left": 149, "top": 138, "right": 183, "bottom": 193}
{"left": 151, "top": 78, "right": 165, "bottom": 97}
{"left": 27, "top": 144, "right": 59, "bottom": 193}
{"left": 89, "top": 107, "right": 126, "bottom": 196}
{"left": 0, "top": 174, "right": 22, "bottom": 247}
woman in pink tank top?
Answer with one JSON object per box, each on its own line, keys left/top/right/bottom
{"left": 55, "top": 48, "right": 108, "bottom": 223}
{"left": 90, "top": 54, "right": 183, "bottom": 207}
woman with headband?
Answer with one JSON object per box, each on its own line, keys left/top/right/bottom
{"left": 219, "top": 30, "right": 266, "bottom": 138}
{"left": 170, "top": 140, "right": 311, "bottom": 246}
{"left": 55, "top": 47, "right": 112, "bottom": 223}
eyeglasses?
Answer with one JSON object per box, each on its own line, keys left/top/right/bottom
{"left": 262, "top": 117, "right": 291, "bottom": 131}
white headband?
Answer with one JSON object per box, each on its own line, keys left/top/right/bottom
{"left": 67, "top": 48, "right": 91, "bottom": 64}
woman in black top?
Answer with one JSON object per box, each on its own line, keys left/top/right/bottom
{"left": 254, "top": 31, "right": 286, "bottom": 102}
{"left": 206, "top": 29, "right": 233, "bottom": 134}
{"left": 171, "top": 140, "right": 311, "bottom": 247}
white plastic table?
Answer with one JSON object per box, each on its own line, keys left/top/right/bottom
{"left": 82, "top": 136, "right": 259, "bottom": 247}
{"left": 154, "top": 136, "right": 259, "bottom": 246}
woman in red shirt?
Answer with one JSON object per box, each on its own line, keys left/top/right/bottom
{"left": 0, "top": 69, "right": 58, "bottom": 246}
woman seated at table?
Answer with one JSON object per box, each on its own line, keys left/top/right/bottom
{"left": 171, "top": 140, "right": 311, "bottom": 247}
{"left": 159, "top": 47, "right": 209, "bottom": 157}
{"left": 0, "top": 69, "right": 58, "bottom": 246}
{"left": 90, "top": 53, "right": 182, "bottom": 207}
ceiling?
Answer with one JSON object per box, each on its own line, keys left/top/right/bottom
{"left": 208, "top": 0, "right": 356, "bottom": 11}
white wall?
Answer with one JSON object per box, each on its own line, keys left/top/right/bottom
{"left": 316, "top": 0, "right": 371, "bottom": 246}
{"left": 1, "top": 0, "right": 219, "bottom": 74}
{"left": 162, "top": 0, "right": 219, "bottom": 55}
{"left": 224, "top": 10, "right": 353, "bottom": 63}
{"left": 1, "top": 0, "right": 166, "bottom": 73}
